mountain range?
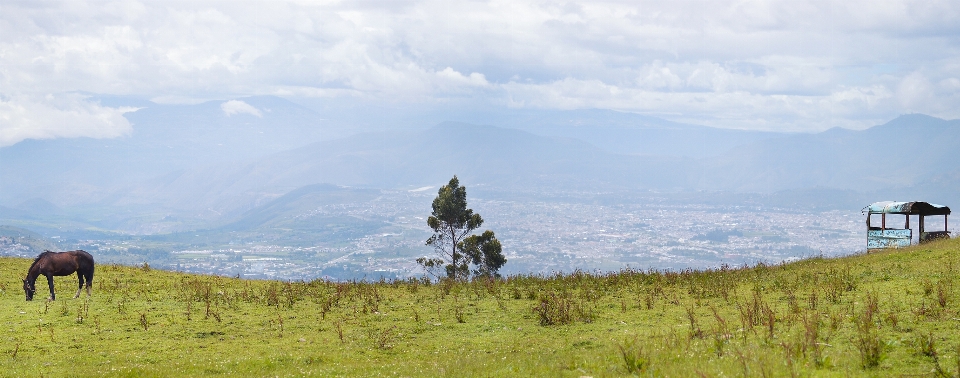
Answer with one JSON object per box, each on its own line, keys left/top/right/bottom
{"left": 1, "top": 96, "right": 957, "bottom": 235}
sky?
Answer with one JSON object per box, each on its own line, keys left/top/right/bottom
{"left": 1, "top": 0, "right": 959, "bottom": 147}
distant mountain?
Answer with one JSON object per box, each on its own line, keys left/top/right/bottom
{"left": 496, "top": 108, "right": 788, "bottom": 158}
{"left": 2, "top": 107, "right": 957, "bottom": 234}
{"left": 699, "top": 114, "right": 960, "bottom": 193}
{"left": 0, "top": 225, "right": 62, "bottom": 255}
{"left": 221, "top": 184, "right": 381, "bottom": 231}
{"left": 0, "top": 96, "right": 327, "bottom": 207}
{"left": 104, "top": 122, "right": 685, "bottom": 219}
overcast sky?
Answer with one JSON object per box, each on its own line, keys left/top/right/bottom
{"left": 2, "top": 0, "right": 959, "bottom": 146}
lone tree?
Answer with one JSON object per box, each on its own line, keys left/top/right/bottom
{"left": 418, "top": 176, "right": 506, "bottom": 280}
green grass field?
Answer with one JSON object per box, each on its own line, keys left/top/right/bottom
{"left": 2, "top": 238, "right": 959, "bottom": 377}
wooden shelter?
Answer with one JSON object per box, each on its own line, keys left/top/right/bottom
{"left": 862, "top": 201, "right": 951, "bottom": 249}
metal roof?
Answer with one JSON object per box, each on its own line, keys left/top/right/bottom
{"left": 862, "top": 201, "right": 951, "bottom": 216}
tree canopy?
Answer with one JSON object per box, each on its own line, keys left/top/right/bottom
{"left": 419, "top": 176, "right": 506, "bottom": 279}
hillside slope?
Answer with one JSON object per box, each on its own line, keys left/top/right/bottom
{"left": 2, "top": 238, "right": 958, "bottom": 376}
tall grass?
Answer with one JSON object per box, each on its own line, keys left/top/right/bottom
{"left": 0, "top": 238, "right": 958, "bottom": 376}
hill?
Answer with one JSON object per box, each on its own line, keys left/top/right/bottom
{"left": 0, "top": 225, "right": 62, "bottom": 256}
{"left": 701, "top": 114, "right": 960, "bottom": 194}
{"left": 2, "top": 238, "right": 958, "bottom": 376}
{"left": 1, "top": 112, "right": 957, "bottom": 237}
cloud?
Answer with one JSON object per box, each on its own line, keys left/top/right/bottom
{"left": 0, "top": 94, "right": 137, "bottom": 147}
{"left": 220, "top": 100, "right": 262, "bottom": 117}
{"left": 1, "top": 0, "right": 958, "bottom": 135}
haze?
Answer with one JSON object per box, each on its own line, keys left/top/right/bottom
{"left": 1, "top": 1, "right": 958, "bottom": 279}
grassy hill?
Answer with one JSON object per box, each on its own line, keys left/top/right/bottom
{"left": 2, "top": 238, "right": 959, "bottom": 377}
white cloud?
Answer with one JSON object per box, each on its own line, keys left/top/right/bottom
{"left": 220, "top": 100, "right": 262, "bottom": 117}
{"left": 0, "top": 94, "right": 137, "bottom": 147}
{"left": 1, "top": 0, "right": 958, "bottom": 137}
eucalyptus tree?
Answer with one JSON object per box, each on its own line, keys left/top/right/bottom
{"left": 418, "top": 176, "right": 506, "bottom": 280}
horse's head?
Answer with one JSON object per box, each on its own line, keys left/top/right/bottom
{"left": 23, "top": 279, "right": 35, "bottom": 301}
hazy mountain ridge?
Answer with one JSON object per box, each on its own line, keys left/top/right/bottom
{"left": 699, "top": 114, "right": 960, "bottom": 193}
{"left": 1, "top": 98, "right": 958, "bottom": 234}
{"left": 496, "top": 108, "right": 789, "bottom": 157}
{"left": 0, "top": 96, "right": 328, "bottom": 207}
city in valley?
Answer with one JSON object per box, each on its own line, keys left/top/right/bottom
{"left": 2, "top": 189, "right": 900, "bottom": 282}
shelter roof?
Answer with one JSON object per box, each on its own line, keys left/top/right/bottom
{"left": 863, "top": 201, "right": 951, "bottom": 216}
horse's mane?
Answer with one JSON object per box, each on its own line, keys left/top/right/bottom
{"left": 28, "top": 250, "right": 56, "bottom": 271}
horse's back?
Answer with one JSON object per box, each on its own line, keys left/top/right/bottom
{"left": 69, "top": 249, "right": 94, "bottom": 261}
{"left": 69, "top": 250, "right": 95, "bottom": 271}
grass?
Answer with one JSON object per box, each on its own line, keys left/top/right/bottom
{"left": 1, "top": 238, "right": 959, "bottom": 377}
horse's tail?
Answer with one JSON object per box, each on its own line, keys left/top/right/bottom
{"left": 72, "top": 250, "right": 95, "bottom": 284}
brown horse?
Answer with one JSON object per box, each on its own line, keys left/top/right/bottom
{"left": 23, "top": 250, "right": 95, "bottom": 301}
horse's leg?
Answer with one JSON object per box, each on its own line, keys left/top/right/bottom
{"left": 46, "top": 274, "right": 55, "bottom": 301}
{"left": 85, "top": 271, "right": 93, "bottom": 297}
{"left": 75, "top": 273, "right": 84, "bottom": 299}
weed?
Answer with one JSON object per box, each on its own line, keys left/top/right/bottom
{"left": 884, "top": 309, "right": 900, "bottom": 331}
{"left": 918, "top": 331, "right": 937, "bottom": 357}
{"left": 76, "top": 300, "right": 89, "bottom": 324}
{"left": 58, "top": 298, "right": 69, "bottom": 316}
{"left": 787, "top": 292, "right": 801, "bottom": 314}
{"left": 371, "top": 325, "right": 398, "bottom": 350}
{"left": 277, "top": 313, "right": 284, "bottom": 338}
{"left": 709, "top": 305, "right": 730, "bottom": 356}
{"left": 643, "top": 288, "right": 655, "bottom": 310}
{"left": 762, "top": 305, "right": 776, "bottom": 340}
{"left": 923, "top": 278, "right": 935, "bottom": 296}
{"left": 825, "top": 267, "right": 857, "bottom": 303}
{"left": 617, "top": 337, "right": 650, "bottom": 374}
{"left": 937, "top": 279, "right": 950, "bottom": 308}
{"left": 534, "top": 293, "right": 573, "bottom": 326}
{"left": 828, "top": 308, "right": 843, "bottom": 332}
{"left": 140, "top": 312, "right": 149, "bottom": 331}
{"left": 801, "top": 311, "right": 825, "bottom": 368}
{"left": 914, "top": 300, "right": 936, "bottom": 320}
{"left": 510, "top": 286, "right": 522, "bottom": 300}
{"left": 685, "top": 306, "right": 704, "bottom": 339}
{"left": 921, "top": 334, "right": 960, "bottom": 378}
{"left": 853, "top": 293, "right": 884, "bottom": 369}
{"left": 335, "top": 320, "right": 344, "bottom": 343}
{"left": 808, "top": 288, "right": 819, "bottom": 310}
